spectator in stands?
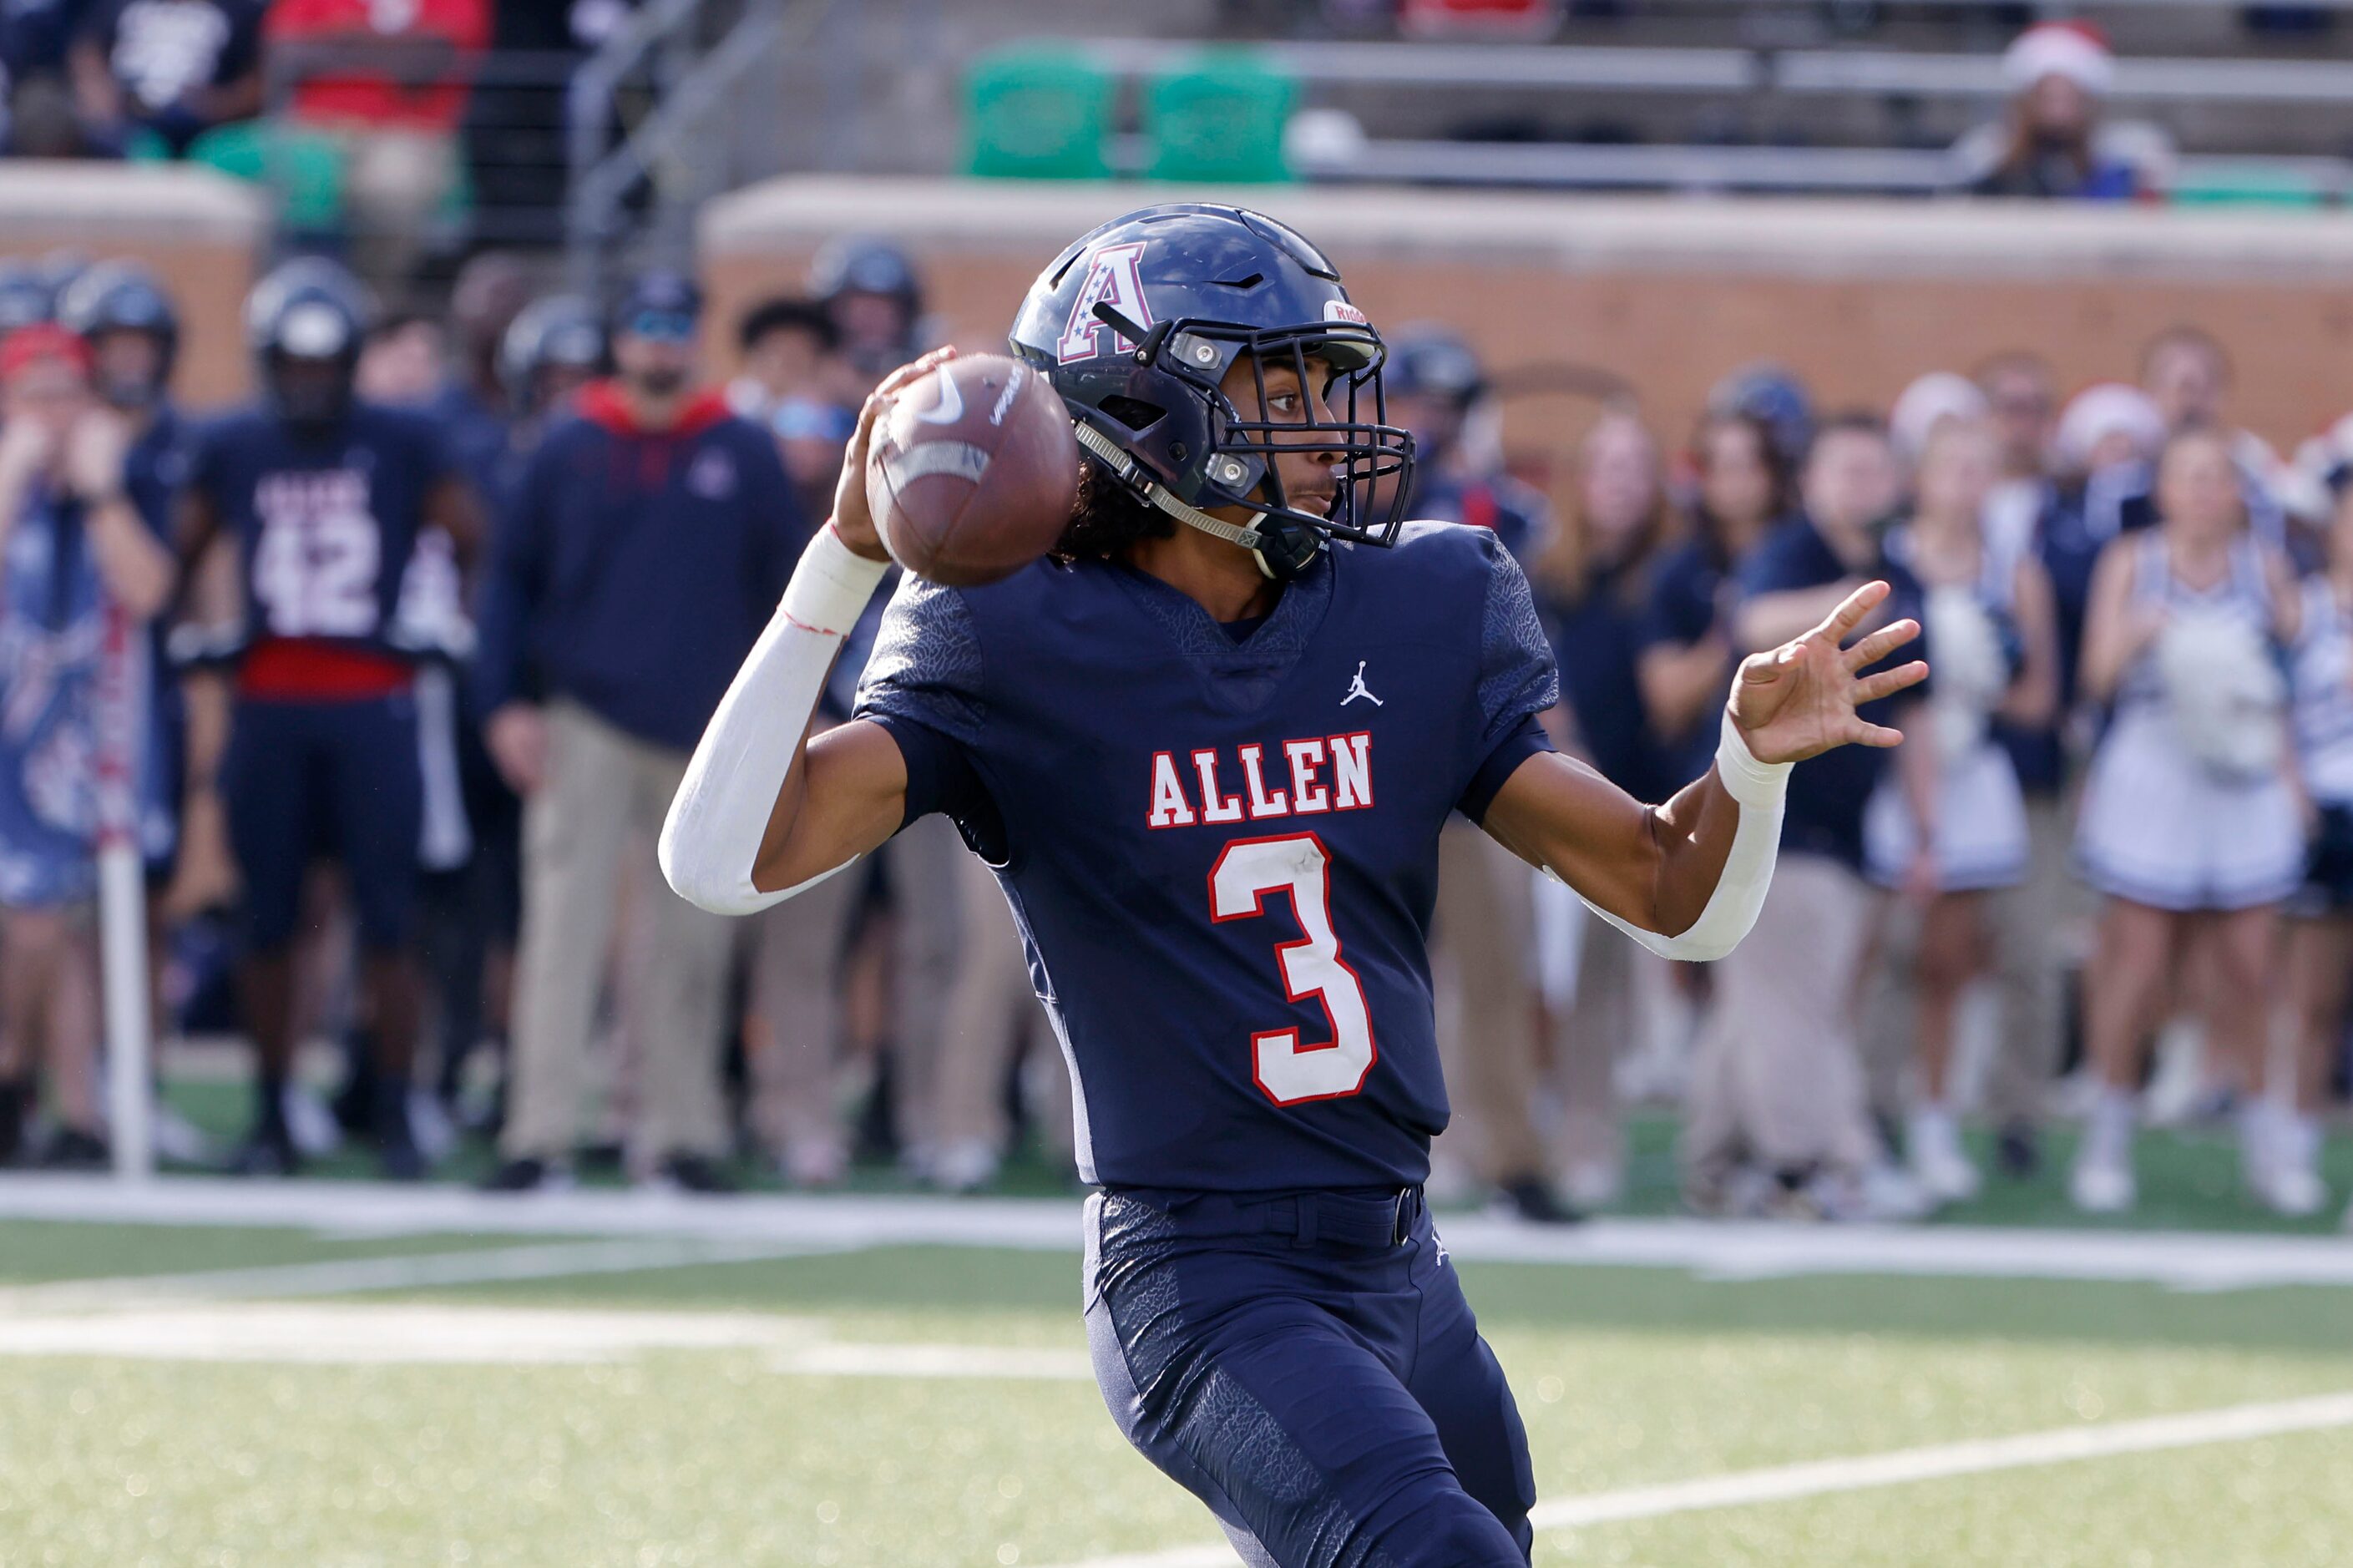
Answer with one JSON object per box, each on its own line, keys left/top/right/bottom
{"left": 496, "top": 292, "right": 605, "bottom": 450}
{"left": 1857, "top": 417, "right": 2057, "bottom": 1206}
{"left": 1380, "top": 324, "right": 1567, "bottom": 1222}
{"left": 0, "top": 322, "right": 173, "bottom": 1167}
{"left": 2086, "top": 328, "right": 2288, "bottom": 547}
{"left": 1960, "top": 21, "right": 2157, "bottom": 200}
{"left": 2278, "top": 483, "right": 2353, "bottom": 1219}
{"left": 1684, "top": 413, "right": 1926, "bottom": 1221}
{"left": 355, "top": 311, "right": 446, "bottom": 405}
{"left": 1534, "top": 407, "right": 1678, "bottom": 1213}
{"left": 811, "top": 236, "right": 927, "bottom": 391}
{"left": 474, "top": 270, "right": 807, "bottom": 1194}
{"left": 1639, "top": 410, "right": 1789, "bottom": 806}
{"left": 2071, "top": 426, "right": 2303, "bottom": 1214}
{"left": 427, "top": 251, "right": 531, "bottom": 501}
{"left": 261, "top": 0, "right": 492, "bottom": 291}
{"left": 726, "top": 296, "right": 854, "bottom": 518}
{"left": 56, "top": 260, "right": 204, "bottom": 1155}
{"left": 1972, "top": 350, "right": 2077, "bottom": 1176}
{"left": 1707, "top": 362, "right": 1814, "bottom": 476}
{"left": 69, "top": 0, "right": 263, "bottom": 158}
{"left": 726, "top": 296, "right": 837, "bottom": 425}
{"left": 920, "top": 847, "right": 1065, "bottom": 1193}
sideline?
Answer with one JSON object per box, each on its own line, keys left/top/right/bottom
{"left": 4, "top": 1175, "right": 2353, "bottom": 1290}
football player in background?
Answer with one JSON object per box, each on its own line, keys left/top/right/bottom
{"left": 175, "top": 258, "right": 481, "bottom": 1178}
{"left": 663, "top": 205, "right": 1925, "bottom": 1566}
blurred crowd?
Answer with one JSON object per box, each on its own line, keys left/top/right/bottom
{"left": 0, "top": 231, "right": 2345, "bottom": 1234}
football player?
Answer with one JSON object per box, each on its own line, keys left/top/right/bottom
{"left": 662, "top": 205, "right": 1925, "bottom": 1566}
{"left": 175, "top": 258, "right": 482, "bottom": 1178}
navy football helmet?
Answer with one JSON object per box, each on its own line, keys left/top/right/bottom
{"left": 58, "top": 259, "right": 179, "bottom": 409}
{"left": 245, "top": 257, "right": 373, "bottom": 431}
{"left": 499, "top": 293, "right": 607, "bottom": 415}
{"left": 1010, "top": 204, "right": 1414, "bottom": 581}
{"left": 1384, "top": 322, "right": 1485, "bottom": 408}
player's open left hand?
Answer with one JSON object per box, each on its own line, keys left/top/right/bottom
{"left": 1728, "top": 579, "right": 1927, "bottom": 766}
{"left": 831, "top": 346, "right": 959, "bottom": 563}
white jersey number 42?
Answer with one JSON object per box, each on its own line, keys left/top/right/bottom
{"left": 1209, "top": 832, "right": 1377, "bottom": 1105}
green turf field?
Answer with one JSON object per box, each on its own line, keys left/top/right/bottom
{"left": 2, "top": 1212, "right": 2349, "bottom": 1567}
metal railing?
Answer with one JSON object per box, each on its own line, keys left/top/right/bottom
{"left": 1080, "top": 37, "right": 2353, "bottom": 107}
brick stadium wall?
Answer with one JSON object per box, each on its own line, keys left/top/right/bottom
{"left": 0, "top": 161, "right": 268, "bottom": 409}
{"left": 703, "top": 178, "right": 2353, "bottom": 503}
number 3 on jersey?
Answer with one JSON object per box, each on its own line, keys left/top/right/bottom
{"left": 1209, "top": 832, "right": 1378, "bottom": 1106}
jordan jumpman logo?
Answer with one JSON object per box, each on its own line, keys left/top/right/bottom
{"left": 1342, "top": 661, "right": 1384, "bottom": 707}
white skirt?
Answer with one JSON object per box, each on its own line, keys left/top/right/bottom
{"left": 1863, "top": 739, "right": 2030, "bottom": 893}
{"left": 2074, "top": 706, "right": 2304, "bottom": 912}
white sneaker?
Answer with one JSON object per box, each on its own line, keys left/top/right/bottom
{"left": 148, "top": 1100, "right": 215, "bottom": 1165}
{"left": 2070, "top": 1092, "right": 2138, "bottom": 1214}
{"left": 929, "top": 1139, "right": 999, "bottom": 1194}
{"left": 2070, "top": 1156, "right": 2137, "bottom": 1214}
{"left": 2254, "top": 1113, "right": 2327, "bottom": 1219}
{"left": 1907, "top": 1107, "right": 1982, "bottom": 1206}
{"left": 781, "top": 1140, "right": 848, "bottom": 1189}
{"left": 1561, "top": 1159, "right": 1624, "bottom": 1211}
{"left": 280, "top": 1084, "right": 342, "bottom": 1157}
{"left": 407, "top": 1089, "right": 457, "bottom": 1166}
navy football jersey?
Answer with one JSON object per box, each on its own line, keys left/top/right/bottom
{"left": 187, "top": 403, "right": 455, "bottom": 658}
{"left": 855, "top": 524, "right": 1558, "bottom": 1191}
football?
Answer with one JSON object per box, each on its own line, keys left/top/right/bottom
{"left": 865, "top": 352, "right": 1080, "bottom": 587}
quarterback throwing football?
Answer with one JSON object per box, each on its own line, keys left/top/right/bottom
{"left": 663, "top": 204, "right": 1924, "bottom": 1567}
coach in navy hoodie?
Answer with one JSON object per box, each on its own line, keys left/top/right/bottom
{"left": 473, "top": 271, "right": 808, "bottom": 1194}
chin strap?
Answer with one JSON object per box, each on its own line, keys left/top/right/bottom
{"left": 1074, "top": 421, "right": 1287, "bottom": 576}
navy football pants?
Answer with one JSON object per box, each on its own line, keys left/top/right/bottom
{"left": 222, "top": 693, "right": 423, "bottom": 951}
{"left": 1085, "top": 1186, "right": 1536, "bottom": 1568}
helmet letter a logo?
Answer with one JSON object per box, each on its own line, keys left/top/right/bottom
{"left": 1056, "top": 242, "right": 1153, "bottom": 364}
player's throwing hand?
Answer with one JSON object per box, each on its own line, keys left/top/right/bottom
{"left": 1729, "top": 579, "right": 1928, "bottom": 765}
{"left": 830, "top": 346, "right": 960, "bottom": 563}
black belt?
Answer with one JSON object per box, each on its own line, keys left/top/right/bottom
{"left": 1109, "top": 1186, "right": 1424, "bottom": 1249}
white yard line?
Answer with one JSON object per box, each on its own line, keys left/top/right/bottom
{"left": 770, "top": 1342, "right": 1096, "bottom": 1381}
{"left": 1044, "top": 1391, "right": 2353, "bottom": 1568}
{"left": 2, "top": 1233, "right": 843, "bottom": 1310}
{"left": 3, "top": 1175, "right": 2352, "bottom": 1290}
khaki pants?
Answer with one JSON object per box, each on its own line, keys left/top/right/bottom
{"left": 745, "top": 861, "right": 863, "bottom": 1166}
{"left": 1984, "top": 792, "right": 2071, "bottom": 1126}
{"left": 502, "top": 702, "right": 733, "bottom": 1166}
{"left": 881, "top": 814, "right": 964, "bottom": 1162}
{"left": 743, "top": 812, "right": 968, "bottom": 1166}
{"left": 930, "top": 847, "right": 1069, "bottom": 1159}
{"left": 1551, "top": 914, "right": 1642, "bottom": 1182}
{"left": 1855, "top": 792, "right": 2070, "bottom": 1126}
{"left": 1429, "top": 822, "right": 1546, "bottom": 1185}
{"left": 1682, "top": 852, "right": 1880, "bottom": 1182}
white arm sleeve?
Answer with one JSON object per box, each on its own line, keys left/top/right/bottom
{"left": 1573, "top": 712, "right": 1793, "bottom": 964}
{"left": 658, "top": 524, "right": 890, "bottom": 917}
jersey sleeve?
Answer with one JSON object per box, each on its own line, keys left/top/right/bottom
{"left": 1460, "top": 533, "right": 1561, "bottom": 818}
{"left": 853, "top": 575, "right": 994, "bottom": 832}
{"left": 1475, "top": 534, "right": 1561, "bottom": 744}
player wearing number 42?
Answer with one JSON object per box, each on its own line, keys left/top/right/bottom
{"left": 176, "top": 257, "right": 483, "bottom": 1180}
{"left": 661, "top": 205, "right": 1926, "bottom": 1568}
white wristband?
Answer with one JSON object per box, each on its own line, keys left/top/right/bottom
{"left": 1714, "top": 711, "right": 1793, "bottom": 811}
{"left": 783, "top": 522, "right": 892, "bottom": 638}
